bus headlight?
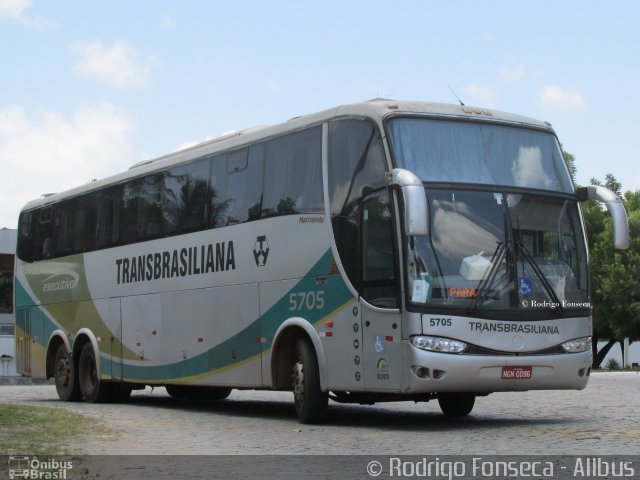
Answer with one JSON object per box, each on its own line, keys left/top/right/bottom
{"left": 561, "top": 336, "right": 592, "bottom": 353}
{"left": 410, "top": 335, "right": 467, "bottom": 353}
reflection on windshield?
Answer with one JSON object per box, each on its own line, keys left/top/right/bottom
{"left": 407, "top": 189, "right": 589, "bottom": 314}
{"left": 388, "top": 118, "right": 573, "bottom": 193}
{"left": 509, "top": 194, "right": 588, "bottom": 307}
{"left": 511, "top": 146, "right": 554, "bottom": 190}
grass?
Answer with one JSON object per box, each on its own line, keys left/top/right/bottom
{"left": 0, "top": 404, "right": 108, "bottom": 455}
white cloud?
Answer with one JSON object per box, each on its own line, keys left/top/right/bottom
{"left": 461, "top": 83, "right": 498, "bottom": 108}
{"left": 0, "top": 0, "right": 30, "bottom": 19}
{"left": 0, "top": 102, "right": 134, "bottom": 227}
{"left": 71, "top": 41, "right": 159, "bottom": 88}
{"left": 538, "top": 84, "right": 586, "bottom": 111}
{"left": 0, "top": 0, "right": 51, "bottom": 27}
{"left": 500, "top": 63, "right": 525, "bottom": 83}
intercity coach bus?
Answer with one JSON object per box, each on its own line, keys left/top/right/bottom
{"left": 14, "top": 100, "right": 629, "bottom": 423}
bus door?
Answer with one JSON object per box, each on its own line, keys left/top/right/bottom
{"left": 360, "top": 191, "right": 402, "bottom": 390}
{"left": 16, "top": 307, "right": 45, "bottom": 378}
{"left": 15, "top": 308, "right": 32, "bottom": 375}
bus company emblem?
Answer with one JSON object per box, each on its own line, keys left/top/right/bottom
{"left": 253, "top": 235, "right": 269, "bottom": 267}
{"left": 41, "top": 271, "right": 79, "bottom": 293}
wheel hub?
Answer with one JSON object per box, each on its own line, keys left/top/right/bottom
{"left": 292, "top": 361, "right": 304, "bottom": 403}
{"left": 56, "top": 356, "right": 71, "bottom": 387}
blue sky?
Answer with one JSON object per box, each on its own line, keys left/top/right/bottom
{"left": 1, "top": 0, "right": 638, "bottom": 227}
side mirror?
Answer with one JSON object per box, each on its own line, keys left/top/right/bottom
{"left": 387, "top": 168, "right": 428, "bottom": 236}
{"left": 577, "top": 185, "right": 629, "bottom": 249}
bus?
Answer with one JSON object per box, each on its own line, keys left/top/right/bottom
{"left": 14, "top": 100, "right": 629, "bottom": 423}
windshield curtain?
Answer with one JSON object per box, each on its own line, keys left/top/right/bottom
{"left": 388, "top": 118, "right": 574, "bottom": 193}
{"left": 407, "top": 189, "right": 589, "bottom": 313}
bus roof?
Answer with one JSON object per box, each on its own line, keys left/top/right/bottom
{"left": 20, "top": 99, "right": 554, "bottom": 211}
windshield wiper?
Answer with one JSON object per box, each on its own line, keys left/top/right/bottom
{"left": 470, "top": 240, "right": 508, "bottom": 312}
{"left": 517, "top": 242, "right": 564, "bottom": 314}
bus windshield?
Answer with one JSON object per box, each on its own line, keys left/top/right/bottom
{"left": 388, "top": 118, "right": 574, "bottom": 193}
{"left": 387, "top": 118, "right": 589, "bottom": 314}
{"left": 405, "top": 190, "right": 589, "bottom": 312}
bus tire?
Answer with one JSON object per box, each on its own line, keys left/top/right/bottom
{"left": 437, "top": 393, "right": 475, "bottom": 416}
{"left": 78, "top": 343, "right": 113, "bottom": 403}
{"left": 53, "top": 344, "right": 82, "bottom": 402}
{"left": 292, "top": 337, "right": 328, "bottom": 424}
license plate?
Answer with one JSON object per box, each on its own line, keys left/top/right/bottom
{"left": 501, "top": 366, "right": 533, "bottom": 379}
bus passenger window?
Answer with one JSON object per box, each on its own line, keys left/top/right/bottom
{"left": 262, "top": 126, "right": 323, "bottom": 217}
{"left": 122, "top": 174, "right": 163, "bottom": 243}
{"left": 210, "top": 146, "right": 264, "bottom": 227}
{"left": 17, "top": 211, "right": 33, "bottom": 262}
{"left": 34, "top": 207, "right": 53, "bottom": 260}
{"left": 163, "top": 158, "right": 210, "bottom": 235}
{"left": 94, "top": 186, "right": 121, "bottom": 248}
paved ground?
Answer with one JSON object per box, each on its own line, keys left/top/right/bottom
{"left": 1, "top": 372, "right": 638, "bottom": 457}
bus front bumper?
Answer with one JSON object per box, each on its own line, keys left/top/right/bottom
{"left": 405, "top": 342, "right": 592, "bottom": 393}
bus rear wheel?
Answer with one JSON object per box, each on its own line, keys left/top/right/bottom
{"left": 437, "top": 393, "right": 475, "bottom": 416}
{"left": 54, "top": 344, "right": 82, "bottom": 402}
{"left": 292, "top": 337, "right": 328, "bottom": 424}
{"left": 78, "top": 343, "right": 113, "bottom": 403}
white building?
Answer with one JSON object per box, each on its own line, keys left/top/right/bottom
{"left": 0, "top": 228, "right": 17, "bottom": 376}
{"left": 597, "top": 340, "right": 640, "bottom": 369}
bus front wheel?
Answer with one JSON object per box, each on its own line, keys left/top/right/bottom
{"left": 78, "top": 343, "right": 113, "bottom": 403}
{"left": 53, "top": 344, "right": 82, "bottom": 402}
{"left": 437, "top": 393, "right": 475, "bottom": 416}
{"left": 292, "top": 337, "right": 328, "bottom": 424}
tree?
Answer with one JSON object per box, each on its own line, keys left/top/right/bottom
{"left": 563, "top": 150, "right": 577, "bottom": 184}
{"left": 563, "top": 149, "right": 639, "bottom": 367}
{"left": 584, "top": 176, "right": 640, "bottom": 367}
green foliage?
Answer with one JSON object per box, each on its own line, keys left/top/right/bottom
{"left": 605, "top": 357, "right": 621, "bottom": 370}
{"left": 562, "top": 149, "right": 577, "bottom": 184}
{"left": 584, "top": 174, "right": 640, "bottom": 359}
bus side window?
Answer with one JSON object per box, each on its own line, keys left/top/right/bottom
{"left": 28, "top": 206, "right": 53, "bottom": 261}
{"left": 263, "top": 126, "right": 323, "bottom": 218}
{"left": 327, "top": 119, "right": 388, "bottom": 292}
{"left": 213, "top": 146, "right": 263, "bottom": 226}
{"left": 17, "top": 211, "right": 34, "bottom": 262}
{"left": 361, "top": 190, "right": 398, "bottom": 308}
{"left": 53, "top": 200, "right": 82, "bottom": 257}
{"left": 210, "top": 153, "right": 230, "bottom": 227}
{"left": 163, "top": 158, "right": 210, "bottom": 235}
{"left": 122, "top": 174, "right": 163, "bottom": 243}
{"left": 94, "top": 186, "right": 121, "bottom": 249}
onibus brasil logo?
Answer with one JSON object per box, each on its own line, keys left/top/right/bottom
{"left": 8, "top": 456, "right": 73, "bottom": 479}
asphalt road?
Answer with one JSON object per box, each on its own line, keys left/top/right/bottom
{"left": 0, "top": 373, "right": 640, "bottom": 480}
{"left": 1, "top": 372, "right": 638, "bottom": 456}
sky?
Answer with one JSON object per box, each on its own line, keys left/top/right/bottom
{"left": 1, "top": 0, "right": 638, "bottom": 228}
